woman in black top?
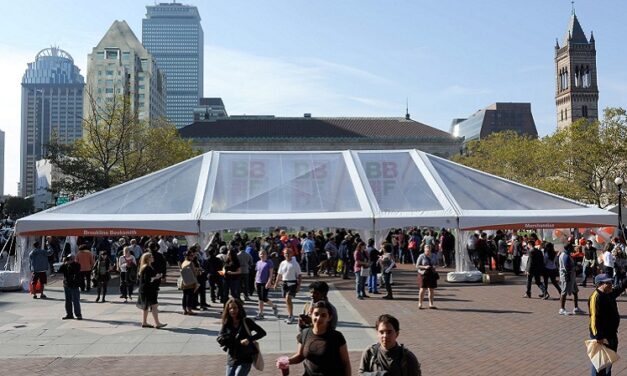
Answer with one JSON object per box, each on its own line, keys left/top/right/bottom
{"left": 218, "top": 298, "right": 266, "bottom": 376}
{"left": 93, "top": 251, "right": 112, "bottom": 302}
{"left": 136, "top": 252, "right": 167, "bottom": 329}
{"left": 223, "top": 248, "right": 242, "bottom": 301}
{"left": 283, "top": 300, "right": 351, "bottom": 376}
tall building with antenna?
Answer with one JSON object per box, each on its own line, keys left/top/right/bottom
{"left": 20, "top": 47, "right": 84, "bottom": 197}
{"left": 555, "top": 7, "right": 599, "bottom": 129}
{"left": 142, "top": 2, "right": 203, "bottom": 128}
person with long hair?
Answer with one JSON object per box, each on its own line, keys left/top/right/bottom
{"left": 354, "top": 242, "right": 369, "bottom": 299}
{"left": 543, "top": 242, "right": 561, "bottom": 298}
{"left": 218, "top": 298, "right": 267, "bottom": 376}
{"left": 180, "top": 250, "right": 199, "bottom": 315}
{"left": 281, "top": 300, "right": 351, "bottom": 376}
{"left": 136, "top": 252, "right": 167, "bottom": 328}
{"left": 223, "top": 247, "right": 242, "bottom": 301}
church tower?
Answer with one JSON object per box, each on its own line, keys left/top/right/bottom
{"left": 555, "top": 9, "right": 599, "bottom": 130}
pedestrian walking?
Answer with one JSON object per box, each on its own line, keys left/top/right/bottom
{"left": 274, "top": 248, "right": 302, "bottom": 324}
{"left": 559, "top": 243, "right": 584, "bottom": 315}
{"left": 254, "top": 249, "right": 278, "bottom": 320}
{"left": 280, "top": 300, "right": 351, "bottom": 376}
{"left": 218, "top": 298, "right": 267, "bottom": 376}
{"left": 180, "top": 250, "right": 199, "bottom": 315}
{"left": 378, "top": 243, "right": 396, "bottom": 300}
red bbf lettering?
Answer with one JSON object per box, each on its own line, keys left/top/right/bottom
{"left": 382, "top": 162, "right": 397, "bottom": 178}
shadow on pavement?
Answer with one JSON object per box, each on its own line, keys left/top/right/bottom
{"left": 435, "top": 307, "right": 532, "bottom": 314}
{"left": 160, "top": 327, "right": 219, "bottom": 335}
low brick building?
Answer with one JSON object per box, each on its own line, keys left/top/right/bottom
{"left": 178, "top": 115, "right": 462, "bottom": 158}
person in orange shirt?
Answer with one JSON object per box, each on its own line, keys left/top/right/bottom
{"left": 75, "top": 244, "right": 95, "bottom": 292}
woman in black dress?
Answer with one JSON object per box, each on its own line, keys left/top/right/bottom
{"left": 136, "top": 252, "right": 167, "bottom": 328}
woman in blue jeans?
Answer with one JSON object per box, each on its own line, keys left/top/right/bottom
{"left": 353, "top": 242, "right": 369, "bottom": 299}
{"left": 218, "top": 298, "right": 266, "bottom": 376}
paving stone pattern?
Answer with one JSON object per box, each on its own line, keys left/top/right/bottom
{"left": 1, "top": 264, "right": 627, "bottom": 375}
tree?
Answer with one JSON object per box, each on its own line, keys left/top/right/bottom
{"left": 47, "top": 93, "right": 197, "bottom": 196}
{"left": 2, "top": 196, "right": 34, "bottom": 219}
{"left": 452, "top": 107, "right": 627, "bottom": 207}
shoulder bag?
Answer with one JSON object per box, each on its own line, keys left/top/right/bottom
{"left": 243, "top": 319, "right": 264, "bottom": 371}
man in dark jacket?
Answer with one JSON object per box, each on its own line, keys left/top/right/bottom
{"left": 524, "top": 241, "right": 547, "bottom": 299}
{"left": 58, "top": 255, "right": 82, "bottom": 320}
{"left": 588, "top": 274, "right": 627, "bottom": 375}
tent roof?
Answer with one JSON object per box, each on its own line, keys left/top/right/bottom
{"left": 15, "top": 150, "right": 616, "bottom": 236}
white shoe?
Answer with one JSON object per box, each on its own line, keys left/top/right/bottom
{"left": 558, "top": 308, "right": 570, "bottom": 316}
{"left": 285, "top": 316, "right": 294, "bottom": 324}
{"left": 573, "top": 307, "right": 585, "bottom": 315}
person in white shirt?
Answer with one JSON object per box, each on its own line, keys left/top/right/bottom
{"left": 157, "top": 236, "right": 168, "bottom": 254}
{"left": 604, "top": 245, "right": 616, "bottom": 277}
{"left": 274, "top": 249, "right": 302, "bottom": 324}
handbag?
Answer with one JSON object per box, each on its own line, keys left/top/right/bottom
{"left": 360, "top": 267, "right": 371, "bottom": 277}
{"left": 336, "top": 259, "right": 344, "bottom": 273}
{"left": 177, "top": 276, "right": 184, "bottom": 290}
{"left": 585, "top": 339, "right": 620, "bottom": 372}
{"left": 243, "top": 319, "right": 264, "bottom": 371}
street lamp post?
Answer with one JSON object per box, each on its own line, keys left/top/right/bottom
{"left": 615, "top": 177, "right": 624, "bottom": 239}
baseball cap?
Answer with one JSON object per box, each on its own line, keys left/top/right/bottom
{"left": 594, "top": 274, "right": 613, "bottom": 286}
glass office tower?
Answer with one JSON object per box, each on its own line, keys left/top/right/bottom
{"left": 20, "top": 47, "right": 84, "bottom": 197}
{"left": 143, "top": 2, "right": 203, "bottom": 128}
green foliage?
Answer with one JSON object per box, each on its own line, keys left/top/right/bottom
{"left": 2, "top": 196, "right": 34, "bottom": 218}
{"left": 47, "top": 94, "right": 197, "bottom": 196}
{"left": 452, "top": 108, "right": 627, "bottom": 207}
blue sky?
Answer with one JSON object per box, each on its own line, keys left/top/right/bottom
{"left": 1, "top": 0, "right": 626, "bottom": 195}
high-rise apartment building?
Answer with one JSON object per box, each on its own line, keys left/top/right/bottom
{"left": 85, "top": 20, "right": 166, "bottom": 123}
{"left": 20, "top": 47, "right": 84, "bottom": 197}
{"left": 555, "top": 9, "right": 599, "bottom": 129}
{"left": 0, "top": 129, "right": 4, "bottom": 196}
{"left": 143, "top": 2, "right": 203, "bottom": 128}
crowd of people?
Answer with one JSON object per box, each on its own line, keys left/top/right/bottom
{"left": 23, "top": 226, "right": 627, "bottom": 375}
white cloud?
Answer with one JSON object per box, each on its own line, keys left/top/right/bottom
{"left": 203, "top": 45, "right": 396, "bottom": 116}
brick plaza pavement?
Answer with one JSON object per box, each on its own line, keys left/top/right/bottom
{"left": 2, "top": 264, "right": 627, "bottom": 375}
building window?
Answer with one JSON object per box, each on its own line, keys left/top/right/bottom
{"left": 105, "top": 49, "right": 119, "bottom": 60}
{"left": 582, "top": 105, "right": 588, "bottom": 118}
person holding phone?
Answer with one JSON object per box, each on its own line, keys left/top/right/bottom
{"left": 136, "top": 252, "right": 167, "bottom": 328}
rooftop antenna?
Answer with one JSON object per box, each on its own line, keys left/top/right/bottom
{"left": 405, "top": 98, "right": 411, "bottom": 120}
{"left": 571, "top": 0, "right": 575, "bottom": 15}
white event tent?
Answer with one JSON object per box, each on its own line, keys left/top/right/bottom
{"left": 7, "top": 149, "right": 616, "bottom": 287}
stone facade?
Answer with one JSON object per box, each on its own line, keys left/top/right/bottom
{"left": 555, "top": 11, "right": 599, "bottom": 130}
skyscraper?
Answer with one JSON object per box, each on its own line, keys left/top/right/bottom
{"left": 143, "top": 2, "right": 203, "bottom": 128}
{"left": 20, "top": 47, "right": 84, "bottom": 197}
{"left": 555, "top": 9, "right": 599, "bottom": 129}
{"left": 85, "top": 20, "right": 166, "bottom": 123}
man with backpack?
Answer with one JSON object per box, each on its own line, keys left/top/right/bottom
{"left": 359, "top": 314, "right": 421, "bottom": 375}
